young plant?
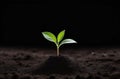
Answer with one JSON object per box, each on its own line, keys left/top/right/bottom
{"left": 42, "top": 30, "right": 77, "bottom": 56}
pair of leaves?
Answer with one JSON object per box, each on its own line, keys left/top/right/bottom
{"left": 42, "top": 30, "right": 77, "bottom": 48}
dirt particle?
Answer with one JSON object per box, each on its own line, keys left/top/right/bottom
{"left": 11, "top": 72, "right": 19, "bottom": 79}
{"left": 110, "top": 72, "right": 120, "bottom": 79}
{"left": 48, "top": 76, "right": 55, "bottom": 79}
{"left": 75, "top": 75, "right": 85, "bottom": 79}
{"left": 20, "top": 74, "right": 33, "bottom": 79}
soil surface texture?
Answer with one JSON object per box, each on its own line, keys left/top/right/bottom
{"left": 0, "top": 47, "right": 120, "bottom": 79}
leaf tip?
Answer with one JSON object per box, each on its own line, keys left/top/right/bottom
{"left": 41, "top": 32, "right": 44, "bottom": 35}
{"left": 73, "top": 39, "right": 77, "bottom": 44}
{"left": 75, "top": 41, "right": 77, "bottom": 43}
{"left": 41, "top": 32, "right": 44, "bottom": 34}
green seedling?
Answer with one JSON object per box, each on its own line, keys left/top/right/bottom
{"left": 42, "top": 30, "right": 77, "bottom": 56}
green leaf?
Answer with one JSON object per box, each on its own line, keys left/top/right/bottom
{"left": 42, "top": 32, "right": 56, "bottom": 43}
{"left": 59, "top": 39, "right": 77, "bottom": 47}
{"left": 57, "top": 30, "right": 65, "bottom": 43}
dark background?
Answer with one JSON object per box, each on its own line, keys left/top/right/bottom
{"left": 0, "top": 0, "right": 117, "bottom": 48}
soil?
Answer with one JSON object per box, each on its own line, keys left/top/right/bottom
{"left": 0, "top": 47, "right": 120, "bottom": 79}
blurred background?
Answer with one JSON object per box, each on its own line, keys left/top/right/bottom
{"left": 0, "top": 0, "right": 117, "bottom": 48}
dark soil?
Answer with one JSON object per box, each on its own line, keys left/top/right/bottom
{"left": 32, "top": 56, "right": 79, "bottom": 75}
{"left": 0, "top": 47, "right": 120, "bottom": 79}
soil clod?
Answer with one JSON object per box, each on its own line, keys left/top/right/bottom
{"left": 32, "top": 56, "right": 79, "bottom": 75}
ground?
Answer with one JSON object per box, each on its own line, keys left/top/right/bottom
{"left": 0, "top": 47, "right": 120, "bottom": 79}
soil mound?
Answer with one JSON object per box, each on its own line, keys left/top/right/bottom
{"left": 32, "top": 56, "right": 79, "bottom": 75}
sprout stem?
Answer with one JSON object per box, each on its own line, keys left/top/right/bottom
{"left": 57, "top": 47, "right": 59, "bottom": 56}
